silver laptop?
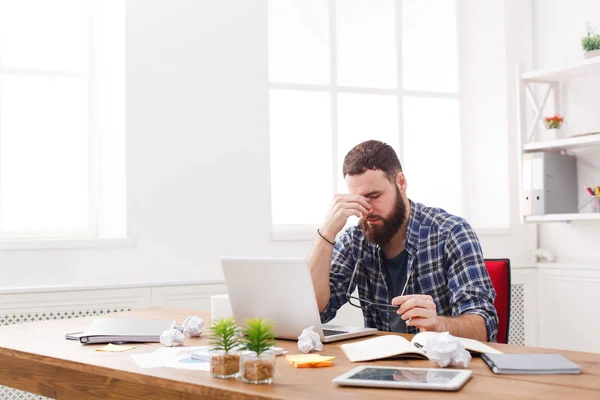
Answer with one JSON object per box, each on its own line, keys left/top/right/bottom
{"left": 221, "top": 257, "right": 376, "bottom": 343}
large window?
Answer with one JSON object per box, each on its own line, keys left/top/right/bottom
{"left": 269, "top": 0, "right": 461, "bottom": 234}
{"left": 0, "top": 0, "right": 125, "bottom": 240}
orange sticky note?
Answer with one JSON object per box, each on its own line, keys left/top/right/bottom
{"left": 294, "top": 361, "right": 332, "bottom": 368}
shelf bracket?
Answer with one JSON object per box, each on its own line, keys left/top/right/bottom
{"left": 525, "top": 82, "right": 553, "bottom": 142}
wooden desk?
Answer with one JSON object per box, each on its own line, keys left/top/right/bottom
{"left": 0, "top": 307, "right": 598, "bottom": 399}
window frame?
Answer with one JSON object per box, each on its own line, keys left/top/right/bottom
{"left": 269, "top": 0, "right": 463, "bottom": 240}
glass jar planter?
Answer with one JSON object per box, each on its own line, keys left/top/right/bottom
{"left": 209, "top": 350, "right": 240, "bottom": 379}
{"left": 240, "top": 351, "right": 275, "bottom": 384}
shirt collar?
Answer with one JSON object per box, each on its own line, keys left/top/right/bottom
{"left": 404, "top": 199, "right": 421, "bottom": 256}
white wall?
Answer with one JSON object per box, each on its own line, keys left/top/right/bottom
{"left": 0, "top": 0, "right": 534, "bottom": 288}
{"left": 532, "top": 0, "right": 600, "bottom": 264}
{"left": 459, "top": 0, "right": 536, "bottom": 268}
{"left": 0, "top": 0, "right": 311, "bottom": 289}
{"left": 528, "top": 0, "right": 600, "bottom": 352}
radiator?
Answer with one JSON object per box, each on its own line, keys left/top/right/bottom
{"left": 508, "top": 283, "right": 525, "bottom": 346}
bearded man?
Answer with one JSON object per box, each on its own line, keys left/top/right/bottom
{"left": 308, "top": 140, "right": 498, "bottom": 342}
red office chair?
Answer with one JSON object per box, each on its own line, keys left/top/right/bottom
{"left": 484, "top": 259, "right": 511, "bottom": 344}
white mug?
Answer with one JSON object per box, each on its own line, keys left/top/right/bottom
{"left": 210, "top": 294, "right": 233, "bottom": 321}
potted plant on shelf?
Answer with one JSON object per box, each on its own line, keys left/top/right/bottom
{"left": 208, "top": 317, "right": 241, "bottom": 378}
{"left": 543, "top": 114, "right": 564, "bottom": 141}
{"left": 582, "top": 22, "right": 600, "bottom": 58}
{"left": 240, "top": 318, "right": 276, "bottom": 384}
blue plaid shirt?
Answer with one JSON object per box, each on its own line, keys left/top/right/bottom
{"left": 320, "top": 200, "right": 498, "bottom": 342}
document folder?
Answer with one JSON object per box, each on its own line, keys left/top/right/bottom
{"left": 481, "top": 353, "right": 580, "bottom": 375}
{"left": 75, "top": 318, "right": 175, "bottom": 344}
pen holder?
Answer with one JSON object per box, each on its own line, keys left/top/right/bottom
{"left": 592, "top": 196, "right": 600, "bottom": 213}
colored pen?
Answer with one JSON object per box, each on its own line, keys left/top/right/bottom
{"left": 586, "top": 186, "right": 595, "bottom": 196}
{"left": 595, "top": 186, "right": 600, "bottom": 196}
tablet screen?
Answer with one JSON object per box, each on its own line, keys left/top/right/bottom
{"left": 347, "top": 367, "right": 461, "bottom": 383}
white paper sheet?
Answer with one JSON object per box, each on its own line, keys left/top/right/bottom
{"left": 131, "top": 346, "right": 211, "bottom": 371}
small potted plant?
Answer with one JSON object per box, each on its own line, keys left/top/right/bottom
{"left": 208, "top": 317, "right": 241, "bottom": 378}
{"left": 239, "top": 318, "right": 276, "bottom": 384}
{"left": 582, "top": 22, "right": 600, "bottom": 58}
{"left": 543, "top": 114, "right": 564, "bottom": 141}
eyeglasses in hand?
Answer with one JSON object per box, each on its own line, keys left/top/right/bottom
{"left": 345, "top": 257, "right": 410, "bottom": 315}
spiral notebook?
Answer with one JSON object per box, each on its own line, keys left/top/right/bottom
{"left": 65, "top": 318, "right": 175, "bottom": 344}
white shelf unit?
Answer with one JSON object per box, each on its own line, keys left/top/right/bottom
{"left": 517, "top": 59, "right": 600, "bottom": 223}
{"left": 524, "top": 213, "right": 600, "bottom": 223}
{"left": 521, "top": 57, "right": 600, "bottom": 83}
{"left": 523, "top": 133, "right": 600, "bottom": 153}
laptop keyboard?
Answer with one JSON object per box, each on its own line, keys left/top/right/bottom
{"left": 323, "top": 328, "right": 349, "bottom": 337}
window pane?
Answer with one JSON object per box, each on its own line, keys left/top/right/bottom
{"left": 403, "top": 97, "right": 461, "bottom": 215}
{"left": 269, "top": 0, "right": 329, "bottom": 84}
{"left": 337, "top": 0, "right": 396, "bottom": 89}
{"left": 0, "top": 0, "right": 88, "bottom": 72}
{"left": 337, "top": 93, "right": 399, "bottom": 192}
{"left": 402, "top": 0, "right": 458, "bottom": 92}
{"left": 0, "top": 75, "right": 89, "bottom": 231}
{"left": 270, "top": 90, "right": 331, "bottom": 225}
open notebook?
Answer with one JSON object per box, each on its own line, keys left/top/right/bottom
{"left": 341, "top": 332, "right": 502, "bottom": 363}
{"left": 68, "top": 318, "right": 175, "bottom": 344}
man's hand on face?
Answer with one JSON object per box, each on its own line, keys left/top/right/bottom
{"left": 391, "top": 294, "right": 439, "bottom": 332}
{"left": 320, "top": 194, "right": 372, "bottom": 240}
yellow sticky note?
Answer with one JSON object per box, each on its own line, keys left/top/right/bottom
{"left": 286, "top": 354, "right": 335, "bottom": 368}
{"left": 286, "top": 354, "right": 335, "bottom": 362}
{"left": 95, "top": 343, "right": 136, "bottom": 352}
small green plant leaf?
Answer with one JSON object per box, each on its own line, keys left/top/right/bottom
{"left": 240, "top": 318, "right": 276, "bottom": 356}
{"left": 208, "top": 317, "right": 241, "bottom": 353}
{"left": 582, "top": 22, "right": 600, "bottom": 51}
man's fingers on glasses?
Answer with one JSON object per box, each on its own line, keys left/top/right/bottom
{"left": 391, "top": 296, "right": 407, "bottom": 306}
{"left": 401, "top": 308, "right": 431, "bottom": 321}
{"left": 396, "top": 297, "right": 419, "bottom": 312}
{"left": 391, "top": 294, "right": 430, "bottom": 306}
{"left": 379, "top": 304, "right": 400, "bottom": 313}
{"left": 397, "top": 298, "right": 434, "bottom": 315}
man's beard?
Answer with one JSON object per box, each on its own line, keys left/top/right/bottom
{"left": 360, "top": 186, "right": 407, "bottom": 246}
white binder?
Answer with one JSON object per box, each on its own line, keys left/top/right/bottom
{"left": 522, "top": 153, "right": 533, "bottom": 216}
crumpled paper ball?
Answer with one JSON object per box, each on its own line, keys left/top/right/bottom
{"left": 181, "top": 315, "right": 204, "bottom": 338}
{"left": 160, "top": 328, "right": 185, "bottom": 347}
{"left": 426, "top": 332, "right": 471, "bottom": 368}
{"left": 297, "top": 326, "right": 323, "bottom": 354}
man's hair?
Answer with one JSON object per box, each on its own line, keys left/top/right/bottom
{"left": 342, "top": 140, "right": 402, "bottom": 183}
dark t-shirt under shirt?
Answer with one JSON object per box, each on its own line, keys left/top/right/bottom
{"left": 383, "top": 249, "right": 409, "bottom": 333}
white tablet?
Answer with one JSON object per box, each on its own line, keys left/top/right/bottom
{"left": 332, "top": 366, "right": 472, "bottom": 391}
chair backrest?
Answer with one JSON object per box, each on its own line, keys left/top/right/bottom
{"left": 484, "top": 259, "right": 511, "bottom": 344}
